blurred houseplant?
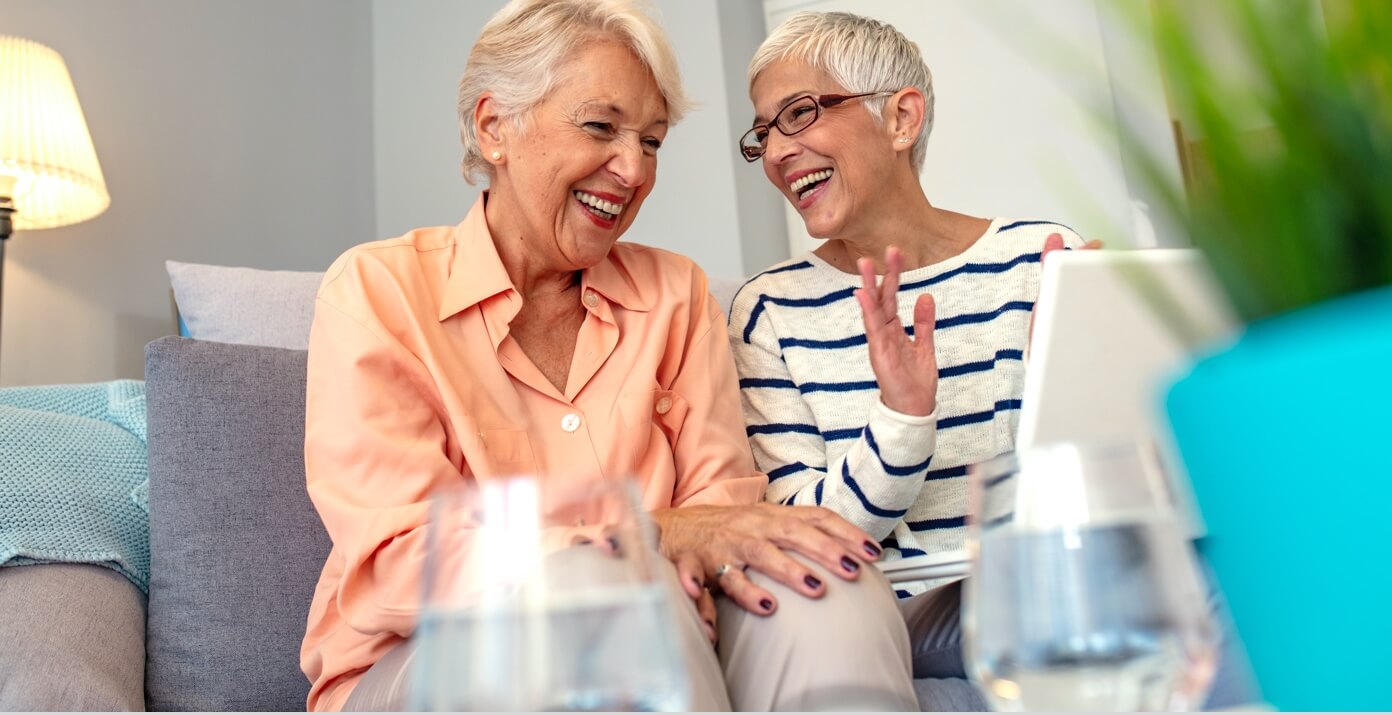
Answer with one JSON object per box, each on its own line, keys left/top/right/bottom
{"left": 1133, "top": 0, "right": 1392, "bottom": 710}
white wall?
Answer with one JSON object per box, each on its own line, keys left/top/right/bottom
{"left": 369, "top": 0, "right": 783, "bottom": 281}
{"left": 2, "top": 0, "right": 376, "bottom": 386}
{"left": 763, "top": 0, "right": 1185, "bottom": 255}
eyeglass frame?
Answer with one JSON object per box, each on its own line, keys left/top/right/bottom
{"left": 739, "top": 91, "right": 898, "bottom": 162}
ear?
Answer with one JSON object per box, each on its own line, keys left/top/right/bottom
{"left": 883, "top": 87, "right": 926, "bottom": 156}
{"left": 474, "top": 92, "right": 507, "bottom": 163}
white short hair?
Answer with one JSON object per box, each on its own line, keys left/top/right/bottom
{"left": 458, "top": 0, "right": 690, "bottom": 184}
{"left": 749, "top": 11, "right": 933, "bottom": 172}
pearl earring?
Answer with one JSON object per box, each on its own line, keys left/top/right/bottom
{"left": 490, "top": 150, "right": 502, "bottom": 160}
{"left": 896, "top": 137, "right": 911, "bottom": 144}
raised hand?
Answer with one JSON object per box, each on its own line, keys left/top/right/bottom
{"left": 650, "top": 504, "right": 881, "bottom": 628}
{"left": 855, "top": 246, "right": 938, "bottom": 416}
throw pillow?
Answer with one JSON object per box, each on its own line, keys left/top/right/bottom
{"left": 143, "top": 336, "right": 330, "bottom": 711}
{"left": 166, "top": 261, "right": 323, "bottom": 350}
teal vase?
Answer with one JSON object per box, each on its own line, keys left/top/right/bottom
{"left": 1165, "top": 285, "right": 1392, "bottom": 711}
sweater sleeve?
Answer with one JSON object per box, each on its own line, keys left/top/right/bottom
{"left": 727, "top": 288, "right": 939, "bottom": 541}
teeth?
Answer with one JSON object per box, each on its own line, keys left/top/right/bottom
{"left": 573, "top": 190, "right": 625, "bottom": 218}
{"left": 789, "top": 169, "right": 833, "bottom": 193}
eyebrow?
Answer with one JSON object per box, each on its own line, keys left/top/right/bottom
{"left": 580, "top": 100, "right": 668, "bottom": 128}
{"left": 752, "top": 91, "right": 814, "bottom": 126}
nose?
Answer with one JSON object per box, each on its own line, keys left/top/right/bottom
{"left": 762, "top": 129, "right": 801, "bottom": 167}
{"left": 607, "top": 136, "right": 650, "bottom": 189}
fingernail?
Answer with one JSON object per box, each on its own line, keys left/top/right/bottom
{"left": 864, "top": 541, "right": 882, "bottom": 558}
{"left": 759, "top": 598, "right": 774, "bottom": 612}
{"left": 804, "top": 574, "right": 823, "bottom": 589}
{"left": 691, "top": 575, "right": 704, "bottom": 590}
{"left": 841, "top": 556, "right": 860, "bottom": 573}
{"left": 606, "top": 536, "right": 621, "bottom": 552}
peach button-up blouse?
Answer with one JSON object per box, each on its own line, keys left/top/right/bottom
{"left": 299, "top": 196, "right": 765, "bottom": 711}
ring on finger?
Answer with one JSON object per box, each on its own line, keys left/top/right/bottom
{"left": 715, "top": 563, "right": 744, "bottom": 579}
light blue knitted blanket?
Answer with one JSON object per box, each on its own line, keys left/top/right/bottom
{"left": 0, "top": 380, "right": 149, "bottom": 593}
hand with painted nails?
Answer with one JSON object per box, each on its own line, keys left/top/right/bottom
{"left": 855, "top": 246, "right": 939, "bottom": 417}
{"left": 649, "top": 503, "right": 880, "bottom": 623}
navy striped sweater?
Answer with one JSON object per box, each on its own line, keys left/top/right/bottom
{"left": 727, "top": 219, "right": 1085, "bottom": 595}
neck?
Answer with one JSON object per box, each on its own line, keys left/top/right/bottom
{"left": 813, "top": 168, "right": 982, "bottom": 274}
{"left": 483, "top": 188, "right": 579, "bottom": 300}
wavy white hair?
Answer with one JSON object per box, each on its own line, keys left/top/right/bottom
{"left": 749, "top": 11, "right": 934, "bottom": 172}
{"left": 457, "top": 0, "right": 690, "bottom": 184}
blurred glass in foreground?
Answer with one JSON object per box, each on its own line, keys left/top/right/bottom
{"left": 963, "top": 442, "right": 1217, "bottom": 711}
{"left": 408, "top": 477, "right": 689, "bottom": 711}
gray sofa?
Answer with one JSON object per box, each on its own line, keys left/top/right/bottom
{"left": 1, "top": 338, "right": 328, "bottom": 711}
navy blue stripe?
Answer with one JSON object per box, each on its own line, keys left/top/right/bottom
{"left": 739, "top": 377, "right": 797, "bottom": 389}
{"left": 740, "top": 253, "right": 1042, "bottom": 342}
{"left": 764, "top": 260, "right": 815, "bottom": 276}
{"left": 999, "top": 219, "right": 1078, "bottom": 234}
{"left": 901, "top": 251, "right": 1042, "bottom": 293}
{"left": 939, "top": 349, "right": 1024, "bottom": 379}
{"left": 747, "top": 351, "right": 1023, "bottom": 396}
{"left": 814, "top": 479, "right": 824, "bottom": 505}
{"left": 802, "top": 380, "right": 879, "bottom": 393}
{"left": 936, "top": 301, "right": 1033, "bottom": 330}
{"left": 780, "top": 493, "right": 796, "bottom": 506}
{"left": 906, "top": 515, "right": 968, "bottom": 532}
{"left": 842, "top": 462, "right": 909, "bottom": 519}
{"left": 779, "top": 333, "right": 870, "bottom": 350}
{"left": 895, "top": 589, "right": 914, "bottom": 599}
{"left": 896, "top": 546, "right": 928, "bottom": 558}
{"left": 823, "top": 427, "right": 861, "bottom": 441}
{"left": 767, "top": 462, "right": 817, "bottom": 481}
{"left": 939, "top": 399, "right": 1022, "bottom": 430}
{"left": 776, "top": 301, "right": 1030, "bottom": 352}
{"left": 925, "top": 465, "right": 969, "bottom": 481}
{"left": 864, "top": 426, "right": 932, "bottom": 477}
{"left": 747, "top": 423, "right": 819, "bottom": 436}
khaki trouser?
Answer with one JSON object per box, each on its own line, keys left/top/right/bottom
{"left": 344, "top": 547, "right": 929, "bottom": 711}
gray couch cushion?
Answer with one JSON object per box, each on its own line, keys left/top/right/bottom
{"left": 0, "top": 563, "right": 146, "bottom": 711}
{"left": 144, "top": 336, "right": 329, "bottom": 711}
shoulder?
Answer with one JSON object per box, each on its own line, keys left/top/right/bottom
{"left": 607, "top": 241, "right": 710, "bottom": 301}
{"left": 318, "top": 226, "right": 454, "bottom": 311}
{"left": 990, "top": 219, "right": 1088, "bottom": 250}
{"left": 728, "top": 255, "right": 823, "bottom": 315}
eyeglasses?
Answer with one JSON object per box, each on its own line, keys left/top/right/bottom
{"left": 739, "top": 91, "right": 896, "bottom": 162}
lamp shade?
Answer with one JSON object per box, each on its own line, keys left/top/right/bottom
{"left": 0, "top": 35, "right": 109, "bottom": 230}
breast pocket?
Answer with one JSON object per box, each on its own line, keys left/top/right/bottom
{"left": 456, "top": 420, "right": 537, "bottom": 475}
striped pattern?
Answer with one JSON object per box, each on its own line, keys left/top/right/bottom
{"left": 728, "top": 218, "right": 1085, "bottom": 596}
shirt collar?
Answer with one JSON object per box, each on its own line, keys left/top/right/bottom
{"left": 582, "top": 245, "right": 652, "bottom": 313}
{"left": 438, "top": 195, "right": 514, "bottom": 322}
{"left": 437, "top": 193, "right": 653, "bottom": 322}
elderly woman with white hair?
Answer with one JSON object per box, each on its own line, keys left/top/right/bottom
{"left": 727, "top": 9, "right": 1095, "bottom": 707}
{"left": 299, "top": 1, "right": 925, "bottom": 711}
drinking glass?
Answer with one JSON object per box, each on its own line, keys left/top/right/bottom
{"left": 963, "top": 441, "right": 1218, "bottom": 711}
{"left": 407, "top": 476, "right": 690, "bottom": 711}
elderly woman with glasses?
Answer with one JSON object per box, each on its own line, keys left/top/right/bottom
{"left": 299, "top": 1, "right": 934, "bottom": 711}
{"left": 727, "top": 10, "right": 1095, "bottom": 704}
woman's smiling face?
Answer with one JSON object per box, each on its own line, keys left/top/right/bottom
{"left": 493, "top": 39, "right": 669, "bottom": 269}
{"left": 750, "top": 58, "right": 900, "bottom": 240}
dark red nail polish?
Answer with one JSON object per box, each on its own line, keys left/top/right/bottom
{"left": 691, "top": 575, "right": 704, "bottom": 590}
{"left": 760, "top": 598, "right": 773, "bottom": 611}
{"left": 804, "top": 574, "right": 823, "bottom": 589}
{"left": 864, "top": 541, "right": 882, "bottom": 557}
{"left": 841, "top": 556, "right": 859, "bottom": 572}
